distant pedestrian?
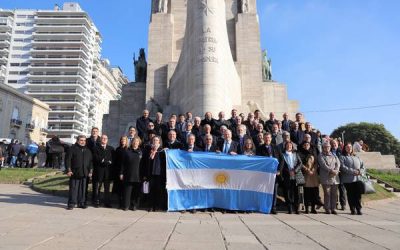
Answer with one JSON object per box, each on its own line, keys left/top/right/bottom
{"left": 26, "top": 141, "right": 39, "bottom": 168}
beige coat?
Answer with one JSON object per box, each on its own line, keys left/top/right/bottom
{"left": 304, "top": 155, "right": 319, "bottom": 187}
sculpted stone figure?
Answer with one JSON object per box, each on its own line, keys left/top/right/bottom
{"left": 158, "top": 0, "right": 168, "bottom": 13}
{"left": 240, "top": 0, "right": 249, "bottom": 13}
{"left": 134, "top": 48, "right": 147, "bottom": 83}
{"left": 247, "top": 101, "right": 267, "bottom": 120}
{"left": 262, "top": 50, "right": 272, "bottom": 81}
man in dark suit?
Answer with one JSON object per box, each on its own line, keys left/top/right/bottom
{"left": 191, "top": 117, "right": 203, "bottom": 139}
{"left": 256, "top": 132, "right": 283, "bottom": 214}
{"left": 217, "top": 129, "right": 238, "bottom": 155}
{"left": 234, "top": 124, "right": 253, "bottom": 154}
{"left": 281, "top": 113, "right": 292, "bottom": 132}
{"left": 86, "top": 127, "right": 101, "bottom": 152}
{"left": 184, "top": 134, "right": 202, "bottom": 152}
{"left": 153, "top": 112, "right": 165, "bottom": 136}
{"left": 213, "top": 111, "right": 230, "bottom": 136}
{"left": 200, "top": 112, "right": 216, "bottom": 131}
{"left": 290, "top": 122, "right": 305, "bottom": 145}
{"left": 265, "top": 112, "right": 278, "bottom": 133}
{"left": 304, "top": 122, "right": 318, "bottom": 146}
{"left": 254, "top": 110, "right": 264, "bottom": 127}
{"left": 164, "top": 130, "right": 184, "bottom": 150}
{"left": 331, "top": 139, "right": 346, "bottom": 211}
{"left": 92, "top": 135, "right": 115, "bottom": 208}
{"left": 176, "top": 114, "right": 187, "bottom": 135}
{"left": 162, "top": 117, "right": 182, "bottom": 143}
{"left": 66, "top": 135, "right": 93, "bottom": 210}
{"left": 227, "top": 109, "right": 238, "bottom": 129}
{"left": 203, "top": 134, "right": 218, "bottom": 152}
{"left": 136, "top": 109, "right": 152, "bottom": 139}
{"left": 199, "top": 124, "right": 217, "bottom": 149}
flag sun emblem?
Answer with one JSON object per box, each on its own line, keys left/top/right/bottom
{"left": 215, "top": 172, "right": 229, "bottom": 185}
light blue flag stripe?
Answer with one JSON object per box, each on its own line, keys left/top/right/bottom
{"left": 166, "top": 150, "right": 279, "bottom": 174}
{"left": 168, "top": 189, "right": 274, "bottom": 214}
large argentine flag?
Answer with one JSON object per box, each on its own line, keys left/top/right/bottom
{"left": 166, "top": 150, "right": 279, "bottom": 213}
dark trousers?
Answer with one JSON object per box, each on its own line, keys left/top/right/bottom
{"left": 283, "top": 180, "right": 300, "bottom": 212}
{"left": 68, "top": 177, "right": 87, "bottom": 206}
{"left": 123, "top": 182, "right": 140, "bottom": 209}
{"left": 51, "top": 153, "right": 62, "bottom": 169}
{"left": 151, "top": 176, "right": 167, "bottom": 210}
{"left": 29, "top": 154, "right": 37, "bottom": 168}
{"left": 344, "top": 182, "right": 362, "bottom": 212}
{"left": 338, "top": 183, "right": 347, "bottom": 207}
{"left": 271, "top": 181, "right": 279, "bottom": 211}
{"left": 304, "top": 187, "right": 319, "bottom": 207}
{"left": 92, "top": 179, "right": 111, "bottom": 205}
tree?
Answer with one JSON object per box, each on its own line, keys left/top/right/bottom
{"left": 331, "top": 122, "right": 400, "bottom": 164}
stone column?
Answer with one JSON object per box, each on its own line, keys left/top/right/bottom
{"left": 170, "top": 0, "right": 242, "bottom": 116}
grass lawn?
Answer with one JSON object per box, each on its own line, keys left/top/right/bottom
{"left": 0, "top": 168, "right": 56, "bottom": 184}
{"left": 362, "top": 183, "right": 396, "bottom": 202}
{"left": 32, "top": 174, "right": 70, "bottom": 197}
{"left": 367, "top": 169, "right": 400, "bottom": 189}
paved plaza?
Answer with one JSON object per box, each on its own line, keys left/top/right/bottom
{"left": 0, "top": 184, "right": 399, "bottom": 250}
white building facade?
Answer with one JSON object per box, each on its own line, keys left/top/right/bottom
{"left": 0, "top": 3, "right": 127, "bottom": 143}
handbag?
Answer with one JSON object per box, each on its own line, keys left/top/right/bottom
{"left": 359, "top": 169, "right": 375, "bottom": 194}
{"left": 142, "top": 181, "right": 150, "bottom": 194}
{"left": 295, "top": 170, "right": 305, "bottom": 185}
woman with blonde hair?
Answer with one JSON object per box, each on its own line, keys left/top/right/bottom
{"left": 120, "top": 137, "right": 142, "bottom": 211}
{"left": 113, "top": 136, "right": 129, "bottom": 208}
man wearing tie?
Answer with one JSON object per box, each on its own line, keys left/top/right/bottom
{"left": 127, "top": 126, "right": 137, "bottom": 146}
{"left": 92, "top": 135, "right": 115, "bottom": 208}
{"left": 184, "top": 134, "right": 202, "bottom": 152}
{"left": 217, "top": 129, "right": 238, "bottom": 155}
{"left": 281, "top": 113, "right": 292, "bottom": 132}
{"left": 235, "top": 124, "right": 252, "bottom": 154}
{"left": 203, "top": 135, "right": 217, "bottom": 152}
{"left": 256, "top": 133, "right": 283, "bottom": 214}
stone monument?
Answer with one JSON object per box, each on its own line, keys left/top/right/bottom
{"left": 103, "top": 0, "right": 299, "bottom": 145}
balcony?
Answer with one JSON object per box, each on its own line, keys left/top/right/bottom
{"left": 0, "top": 40, "right": 10, "bottom": 48}
{"left": 29, "top": 64, "right": 89, "bottom": 74}
{"left": 0, "top": 17, "right": 13, "bottom": 31}
{"left": 47, "top": 125, "right": 84, "bottom": 134}
{"left": 30, "top": 48, "right": 90, "bottom": 59}
{"left": 0, "top": 48, "right": 9, "bottom": 55}
{"left": 31, "top": 40, "right": 91, "bottom": 52}
{"left": 28, "top": 72, "right": 88, "bottom": 82}
{"left": 0, "top": 31, "right": 11, "bottom": 39}
{"left": 32, "top": 32, "right": 92, "bottom": 44}
{"left": 34, "top": 24, "right": 91, "bottom": 34}
{"left": 10, "top": 119, "right": 23, "bottom": 128}
{"left": 25, "top": 123, "right": 35, "bottom": 131}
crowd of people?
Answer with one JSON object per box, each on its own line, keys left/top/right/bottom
{"left": 64, "top": 109, "right": 367, "bottom": 216}
{"left": 0, "top": 136, "right": 67, "bottom": 170}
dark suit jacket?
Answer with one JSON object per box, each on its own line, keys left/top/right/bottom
{"left": 92, "top": 145, "right": 115, "bottom": 181}
{"left": 183, "top": 145, "right": 202, "bottom": 152}
{"left": 203, "top": 144, "right": 218, "bottom": 152}
{"left": 164, "top": 140, "right": 184, "bottom": 150}
{"left": 121, "top": 148, "right": 142, "bottom": 183}
{"left": 234, "top": 135, "right": 253, "bottom": 154}
{"left": 136, "top": 116, "right": 152, "bottom": 138}
{"left": 290, "top": 130, "right": 305, "bottom": 145}
{"left": 66, "top": 144, "right": 93, "bottom": 178}
{"left": 86, "top": 136, "right": 101, "bottom": 152}
{"left": 256, "top": 144, "right": 283, "bottom": 176}
{"left": 217, "top": 140, "right": 239, "bottom": 154}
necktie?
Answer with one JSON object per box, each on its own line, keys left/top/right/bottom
{"left": 224, "top": 142, "right": 229, "bottom": 154}
{"left": 206, "top": 146, "right": 209, "bottom": 152}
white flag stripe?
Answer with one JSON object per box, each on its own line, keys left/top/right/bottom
{"left": 167, "top": 169, "right": 276, "bottom": 194}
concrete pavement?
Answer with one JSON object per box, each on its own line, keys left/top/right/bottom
{"left": 0, "top": 184, "right": 399, "bottom": 250}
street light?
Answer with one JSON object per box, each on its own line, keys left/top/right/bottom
{"left": 341, "top": 130, "right": 346, "bottom": 143}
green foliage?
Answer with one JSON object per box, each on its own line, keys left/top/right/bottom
{"left": 368, "top": 169, "right": 400, "bottom": 189}
{"left": 331, "top": 122, "right": 400, "bottom": 163}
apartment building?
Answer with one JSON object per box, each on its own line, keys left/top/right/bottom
{"left": 0, "top": 3, "right": 127, "bottom": 143}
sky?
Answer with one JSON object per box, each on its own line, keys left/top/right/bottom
{"left": 2, "top": 0, "right": 399, "bottom": 139}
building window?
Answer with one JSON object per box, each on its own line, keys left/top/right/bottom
{"left": 12, "top": 107, "right": 20, "bottom": 120}
{"left": 8, "top": 80, "right": 17, "bottom": 84}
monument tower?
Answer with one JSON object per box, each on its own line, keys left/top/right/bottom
{"left": 146, "top": 0, "right": 298, "bottom": 117}
{"left": 103, "top": 0, "right": 299, "bottom": 145}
